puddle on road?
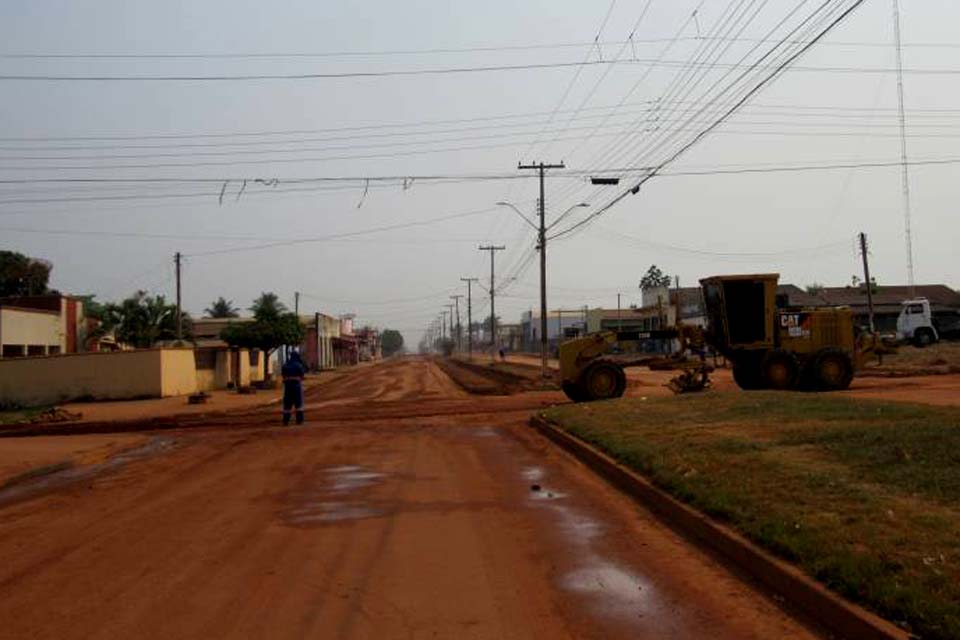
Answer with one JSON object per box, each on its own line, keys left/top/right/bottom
{"left": 562, "top": 564, "right": 654, "bottom": 613}
{"left": 326, "top": 465, "right": 384, "bottom": 493}
{"left": 520, "top": 463, "right": 670, "bottom": 627}
{"left": 287, "top": 501, "right": 385, "bottom": 524}
{"left": 281, "top": 464, "right": 387, "bottom": 527}
{"left": 0, "top": 437, "right": 176, "bottom": 508}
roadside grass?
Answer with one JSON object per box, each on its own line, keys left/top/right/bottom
{"left": 544, "top": 393, "right": 960, "bottom": 639}
{"left": 0, "top": 407, "right": 47, "bottom": 425}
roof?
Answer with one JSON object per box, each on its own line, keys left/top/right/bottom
{"left": 0, "top": 295, "right": 69, "bottom": 312}
{"left": 0, "top": 304, "right": 60, "bottom": 316}
{"left": 192, "top": 316, "right": 252, "bottom": 338}
{"left": 817, "top": 285, "right": 960, "bottom": 310}
{"left": 777, "top": 284, "right": 829, "bottom": 307}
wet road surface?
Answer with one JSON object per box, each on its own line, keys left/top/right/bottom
{"left": 0, "top": 358, "right": 820, "bottom": 639}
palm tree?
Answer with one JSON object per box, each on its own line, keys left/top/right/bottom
{"left": 249, "top": 292, "right": 286, "bottom": 321}
{"left": 205, "top": 296, "right": 239, "bottom": 318}
{"left": 103, "top": 291, "right": 187, "bottom": 348}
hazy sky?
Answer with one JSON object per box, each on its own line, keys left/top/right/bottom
{"left": 1, "top": 1, "right": 957, "bottom": 345}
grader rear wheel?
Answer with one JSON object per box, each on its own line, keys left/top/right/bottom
{"left": 762, "top": 350, "right": 800, "bottom": 390}
{"left": 811, "top": 348, "right": 853, "bottom": 391}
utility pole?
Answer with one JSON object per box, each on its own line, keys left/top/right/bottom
{"left": 174, "top": 252, "right": 183, "bottom": 343}
{"left": 460, "top": 277, "right": 479, "bottom": 359}
{"left": 294, "top": 291, "right": 300, "bottom": 316}
{"left": 859, "top": 232, "right": 876, "bottom": 333}
{"left": 478, "top": 245, "right": 506, "bottom": 358}
{"left": 557, "top": 308, "right": 563, "bottom": 344}
{"left": 450, "top": 295, "right": 463, "bottom": 353}
{"left": 445, "top": 304, "right": 455, "bottom": 351}
{"left": 519, "top": 160, "right": 564, "bottom": 379}
{"left": 617, "top": 293, "right": 622, "bottom": 332}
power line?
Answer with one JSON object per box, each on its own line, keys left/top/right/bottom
{"left": 184, "top": 206, "right": 503, "bottom": 258}
{"left": 0, "top": 59, "right": 617, "bottom": 82}
{"left": 551, "top": 0, "right": 871, "bottom": 242}
{"left": 2, "top": 58, "right": 958, "bottom": 82}
{"left": 3, "top": 98, "right": 958, "bottom": 145}
{"left": 1, "top": 36, "right": 957, "bottom": 60}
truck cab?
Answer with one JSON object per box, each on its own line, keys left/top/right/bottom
{"left": 897, "top": 298, "right": 939, "bottom": 347}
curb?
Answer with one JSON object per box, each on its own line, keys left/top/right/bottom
{"left": 529, "top": 414, "right": 907, "bottom": 640}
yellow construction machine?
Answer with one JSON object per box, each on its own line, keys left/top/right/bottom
{"left": 559, "top": 273, "right": 886, "bottom": 402}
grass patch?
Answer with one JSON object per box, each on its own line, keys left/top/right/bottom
{"left": 544, "top": 392, "right": 960, "bottom": 639}
{"left": 0, "top": 406, "right": 48, "bottom": 425}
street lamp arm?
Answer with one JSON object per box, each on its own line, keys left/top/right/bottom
{"left": 495, "top": 201, "right": 538, "bottom": 231}
{"left": 546, "top": 202, "right": 590, "bottom": 231}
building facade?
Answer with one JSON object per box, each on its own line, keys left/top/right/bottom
{"left": 0, "top": 295, "right": 86, "bottom": 359}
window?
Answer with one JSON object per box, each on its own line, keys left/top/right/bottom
{"left": 48, "top": 345, "right": 61, "bottom": 355}
{"left": 1, "top": 344, "right": 25, "bottom": 358}
{"left": 194, "top": 349, "right": 217, "bottom": 370}
{"left": 249, "top": 350, "right": 260, "bottom": 367}
{"left": 27, "top": 345, "right": 45, "bottom": 356}
{"left": 908, "top": 304, "right": 924, "bottom": 315}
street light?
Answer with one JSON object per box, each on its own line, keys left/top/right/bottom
{"left": 495, "top": 201, "right": 538, "bottom": 230}
{"left": 546, "top": 202, "right": 590, "bottom": 232}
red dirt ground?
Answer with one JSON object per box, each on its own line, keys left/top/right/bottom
{"left": 0, "top": 357, "right": 823, "bottom": 639}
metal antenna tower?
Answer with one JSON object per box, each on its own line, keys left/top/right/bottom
{"left": 892, "top": 0, "right": 915, "bottom": 296}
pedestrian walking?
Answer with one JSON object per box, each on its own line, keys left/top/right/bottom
{"left": 281, "top": 351, "right": 306, "bottom": 426}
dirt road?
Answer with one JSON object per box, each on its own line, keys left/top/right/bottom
{"left": 0, "top": 358, "right": 820, "bottom": 639}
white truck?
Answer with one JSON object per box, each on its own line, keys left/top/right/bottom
{"left": 896, "top": 298, "right": 960, "bottom": 346}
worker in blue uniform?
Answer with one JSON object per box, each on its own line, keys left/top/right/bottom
{"left": 281, "top": 351, "right": 306, "bottom": 426}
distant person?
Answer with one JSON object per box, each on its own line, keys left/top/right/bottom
{"left": 281, "top": 351, "right": 306, "bottom": 426}
{"left": 498, "top": 348, "right": 506, "bottom": 362}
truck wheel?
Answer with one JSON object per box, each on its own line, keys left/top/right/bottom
{"left": 732, "top": 360, "right": 764, "bottom": 390}
{"left": 812, "top": 348, "right": 853, "bottom": 391}
{"left": 580, "top": 361, "right": 627, "bottom": 401}
{"left": 914, "top": 328, "right": 935, "bottom": 348}
{"left": 761, "top": 350, "right": 800, "bottom": 390}
{"left": 562, "top": 381, "right": 586, "bottom": 403}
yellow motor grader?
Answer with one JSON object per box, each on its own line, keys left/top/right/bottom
{"left": 559, "top": 273, "right": 886, "bottom": 402}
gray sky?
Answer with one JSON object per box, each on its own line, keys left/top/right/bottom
{"left": 1, "top": 0, "right": 957, "bottom": 346}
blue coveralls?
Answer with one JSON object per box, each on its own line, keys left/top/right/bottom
{"left": 281, "top": 353, "right": 306, "bottom": 425}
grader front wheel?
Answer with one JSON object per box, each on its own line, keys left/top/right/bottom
{"left": 575, "top": 361, "right": 627, "bottom": 402}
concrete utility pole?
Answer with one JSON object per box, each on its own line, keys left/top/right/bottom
{"left": 519, "top": 161, "right": 565, "bottom": 379}
{"left": 294, "top": 291, "right": 300, "bottom": 316}
{"left": 445, "top": 304, "right": 455, "bottom": 349}
{"left": 174, "top": 251, "right": 183, "bottom": 343}
{"left": 478, "top": 245, "right": 506, "bottom": 358}
{"left": 460, "top": 277, "right": 479, "bottom": 359}
{"left": 450, "top": 295, "right": 463, "bottom": 353}
{"left": 859, "top": 232, "right": 876, "bottom": 333}
{"left": 315, "top": 312, "right": 321, "bottom": 370}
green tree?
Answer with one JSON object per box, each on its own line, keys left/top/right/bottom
{"left": 101, "top": 291, "right": 188, "bottom": 348}
{"left": 639, "top": 265, "right": 673, "bottom": 291}
{"left": 221, "top": 292, "right": 304, "bottom": 380}
{"left": 205, "top": 296, "right": 240, "bottom": 318}
{"left": 249, "top": 292, "right": 286, "bottom": 319}
{"left": 381, "top": 329, "right": 405, "bottom": 357}
{"left": 0, "top": 250, "right": 53, "bottom": 297}
{"left": 805, "top": 282, "right": 825, "bottom": 296}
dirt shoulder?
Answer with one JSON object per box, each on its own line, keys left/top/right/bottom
{"left": 0, "top": 433, "right": 147, "bottom": 489}
{"left": 543, "top": 392, "right": 960, "bottom": 640}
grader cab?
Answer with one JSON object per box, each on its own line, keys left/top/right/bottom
{"left": 559, "top": 273, "right": 880, "bottom": 402}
